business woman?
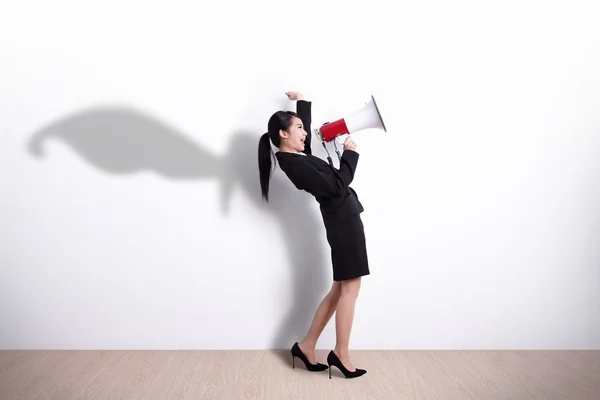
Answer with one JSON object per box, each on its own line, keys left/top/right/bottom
{"left": 257, "top": 91, "right": 368, "bottom": 379}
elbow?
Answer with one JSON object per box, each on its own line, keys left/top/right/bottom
{"left": 327, "top": 183, "right": 345, "bottom": 198}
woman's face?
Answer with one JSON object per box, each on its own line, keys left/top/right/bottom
{"left": 281, "top": 116, "right": 307, "bottom": 152}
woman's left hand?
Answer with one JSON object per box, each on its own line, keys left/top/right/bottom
{"left": 285, "top": 91, "right": 304, "bottom": 101}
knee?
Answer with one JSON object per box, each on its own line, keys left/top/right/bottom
{"left": 330, "top": 281, "right": 342, "bottom": 299}
{"left": 340, "top": 278, "right": 361, "bottom": 299}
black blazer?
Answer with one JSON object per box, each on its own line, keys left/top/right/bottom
{"left": 275, "top": 100, "right": 364, "bottom": 224}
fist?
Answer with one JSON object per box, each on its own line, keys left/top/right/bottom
{"left": 343, "top": 136, "right": 358, "bottom": 152}
{"left": 285, "top": 91, "right": 304, "bottom": 101}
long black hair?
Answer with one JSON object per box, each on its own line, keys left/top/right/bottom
{"left": 258, "top": 110, "right": 300, "bottom": 202}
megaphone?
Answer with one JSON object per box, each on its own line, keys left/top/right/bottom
{"left": 315, "top": 95, "right": 387, "bottom": 143}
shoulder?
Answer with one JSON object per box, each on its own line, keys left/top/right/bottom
{"left": 276, "top": 151, "right": 306, "bottom": 158}
{"left": 275, "top": 151, "right": 307, "bottom": 165}
{"left": 277, "top": 152, "right": 316, "bottom": 173}
{"left": 277, "top": 152, "right": 325, "bottom": 166}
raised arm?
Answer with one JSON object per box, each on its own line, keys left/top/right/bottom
{"left": 285, "top": 91, "right": 312, "bottom": 155}
{"left": 296, "top": 100, "right": 312, "bottom": 155}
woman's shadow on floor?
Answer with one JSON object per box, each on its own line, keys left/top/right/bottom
{"left": 26, "top": 105, "right": 331, "bottom": 359}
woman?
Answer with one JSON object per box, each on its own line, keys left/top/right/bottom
{"left": 257, "top": 91, "right": 369, "bottom": 379}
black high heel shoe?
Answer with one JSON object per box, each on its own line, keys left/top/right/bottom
{"left": 291, "top": 342, "right": 328, "bottom": 372}
{"left": 327, "top": 350, "right": 367, "bottom": 379}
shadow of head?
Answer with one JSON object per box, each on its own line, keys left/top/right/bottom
{"left": 27, "top": 105, "right": 223, "bottom": 179}
{"left": 26, "top": 105, "right": 245, "bottom": 216}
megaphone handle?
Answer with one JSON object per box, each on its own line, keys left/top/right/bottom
{"left": 332, "top": 140, "right": 342, "bottom": 162}
{"left": 321, "top": 142, "right": 334, "bottom": 167}
{"left": 321, "top": 141, "right": 341, "bottom": 166}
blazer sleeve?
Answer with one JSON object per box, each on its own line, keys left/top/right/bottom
{"left": 287, "top": 150, "right": 360, "bottom": 197}
{"left": 296, "top": 100, "right": 312, "bottom": 155}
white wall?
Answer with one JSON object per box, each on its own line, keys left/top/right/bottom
{"left": 1, "top": 0, "right": 599, "bottom": 350}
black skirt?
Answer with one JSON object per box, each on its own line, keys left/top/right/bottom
{"left": 325, "top": 213, "right": 370, "bottom": 281}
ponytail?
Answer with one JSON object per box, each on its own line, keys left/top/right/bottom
{"left": 258, "top": 109, "right": 295, "bottom": 202}
{"left": 258, "top": 132, "right": 274, "bottom": 202}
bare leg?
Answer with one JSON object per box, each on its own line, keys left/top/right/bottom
{"left": 333, "top": 277, "right": 361, "bottom": 371}
{"left": 298, "top": 281, "right": 342, "bottom": 363}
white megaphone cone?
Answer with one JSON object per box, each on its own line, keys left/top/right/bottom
{"left": 315, "top": 95, "right": 387, "bottom": 143}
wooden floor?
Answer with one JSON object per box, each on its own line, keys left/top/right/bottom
{"left": 1, "top": 350, "right": 599, "bottom": 399}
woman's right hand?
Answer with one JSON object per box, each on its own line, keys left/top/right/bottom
{"left": 344, "top": 136, "right": 358, "bottom": 152}
{"left": 285, "top": 91, "right": 304, "bottom": 101}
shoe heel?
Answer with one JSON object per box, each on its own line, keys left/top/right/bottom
{"left": 290, "top": 342, "right": 328, "bottom": 372}
{"left": 326, "top": 350, "right": 367, "bottom": 379}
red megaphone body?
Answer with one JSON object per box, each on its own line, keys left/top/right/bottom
{"left": 315, "top": 95, "right": 387, "bottom": 143}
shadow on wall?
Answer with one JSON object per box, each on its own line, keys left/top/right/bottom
{"left": 25, "top": 105, "right": 330, "bottom": 350}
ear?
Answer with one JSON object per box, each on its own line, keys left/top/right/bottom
{"left": 279, "top": 129, "right": 288, "bottom": 139}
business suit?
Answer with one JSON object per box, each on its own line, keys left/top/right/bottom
{"left": 275, "top": 100, "right": 370, "bottom": 281}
